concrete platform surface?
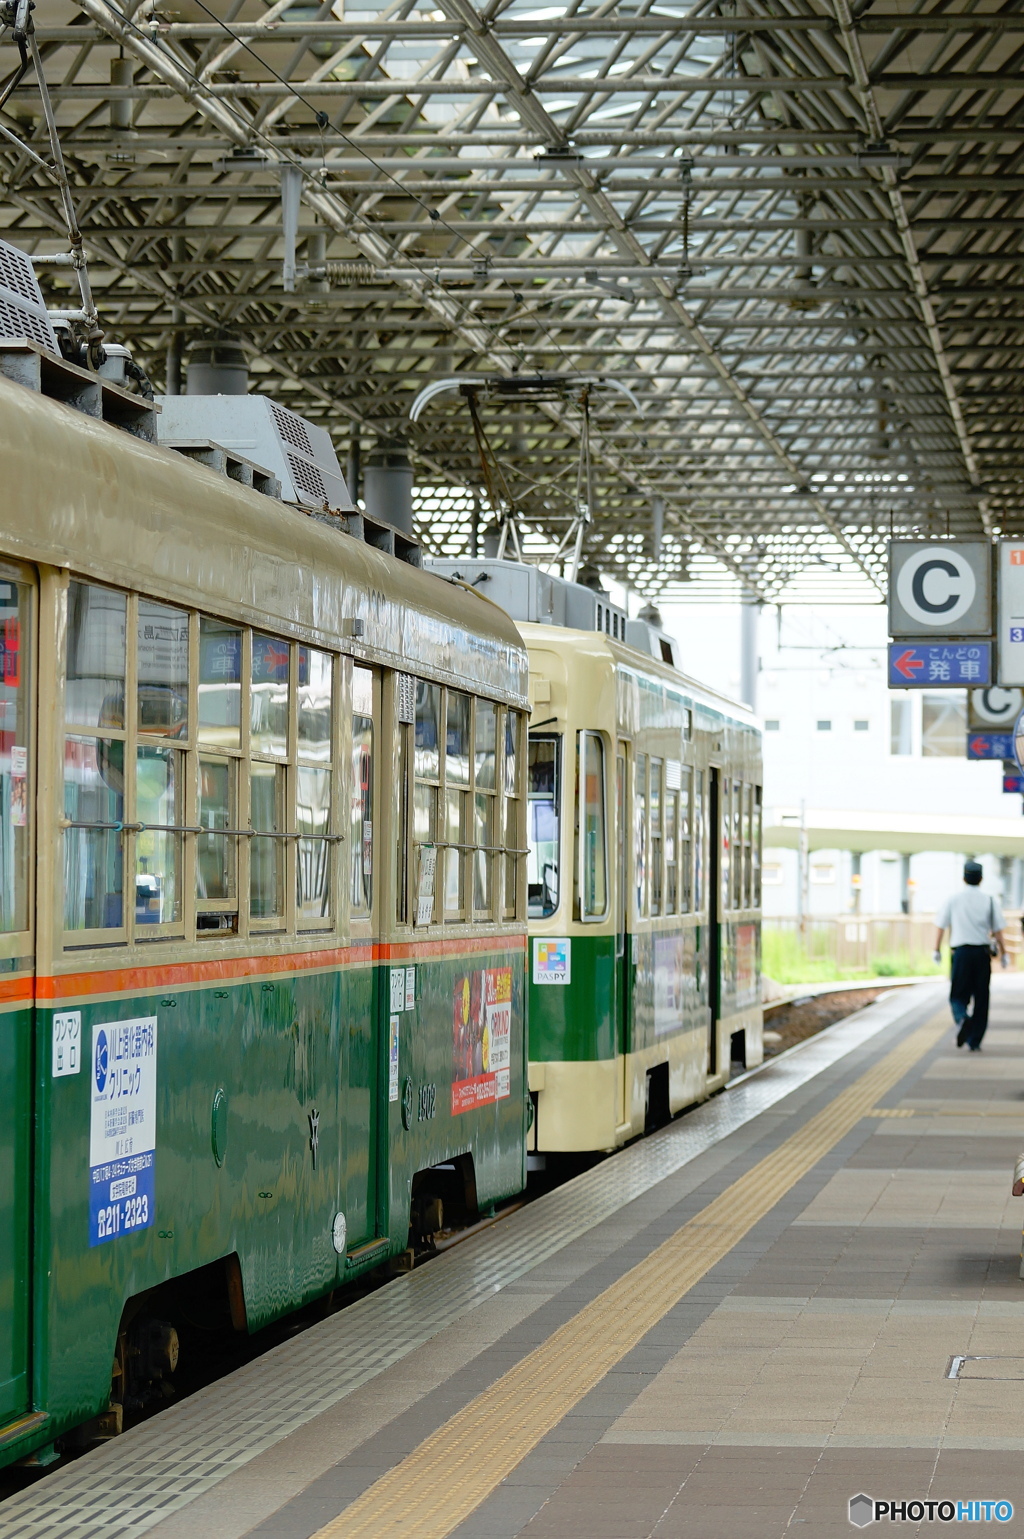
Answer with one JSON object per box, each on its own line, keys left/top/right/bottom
{"left": 7, "top": 976, "right": 1024, "bottom": 1539}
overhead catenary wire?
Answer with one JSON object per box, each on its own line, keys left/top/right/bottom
{"left": 0, "top": 1, "right": 100, "bottom": 336}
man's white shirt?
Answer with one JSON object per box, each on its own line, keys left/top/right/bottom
{"left": 936, "top": 887, "right": 1004, "bottom": 948}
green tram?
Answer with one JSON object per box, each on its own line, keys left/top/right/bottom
{"left": 429, "top": 560, "right": 763, "bottom": 1154}
{"left": 0, "top": 353, "right": 529, "bottom": 1467}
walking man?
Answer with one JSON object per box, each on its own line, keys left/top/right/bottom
{"left": 933, "top": 860, "right": 1006, "bottom": 1051}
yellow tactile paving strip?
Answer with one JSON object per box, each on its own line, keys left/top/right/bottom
{"left": 312, "top": 1011, "right": 949, "bottom": 1539}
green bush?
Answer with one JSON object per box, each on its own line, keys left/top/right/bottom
{"left": 762, "top": 927, "right": 945, "bottom": 985}
{"left": 872, "top": 951, "right": 944, "bottom": 979}
{"left": 762, "top": 928, "right": 869, "bottom": 985}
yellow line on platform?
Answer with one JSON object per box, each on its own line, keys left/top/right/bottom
{"left": 313, "top": 1012, "right": 947, "bottom": 1539}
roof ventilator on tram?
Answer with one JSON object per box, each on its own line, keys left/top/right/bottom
{"left": 426, "top": 557, "right": 680, "bottom": 667}
{"left": 0, "top": 238, "right": 422, "bottom": 566}
{"left": 155, "top": 391, "right": 422, "bottom": 567}
{"left": 0, "top": 237, "right": 157, "bottom": 441}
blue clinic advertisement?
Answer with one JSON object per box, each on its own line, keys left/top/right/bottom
{"left": 89, "top": 1017, "right": 158, "bottom": 1246}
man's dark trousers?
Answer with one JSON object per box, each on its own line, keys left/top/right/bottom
{"left": 950, "top": 943, "right": 991, "bottom": 1047}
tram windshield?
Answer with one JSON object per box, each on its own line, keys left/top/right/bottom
{"left": 527, "top": 734, "right": 560, "bottom": 918}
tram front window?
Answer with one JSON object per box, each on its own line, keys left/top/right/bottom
{"left": 527, "top": 734, "right": 560, "bottom": 918}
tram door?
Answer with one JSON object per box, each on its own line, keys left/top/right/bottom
{"left": 615, "top": 745, "right": 629, "bottom": 1118}
{"left": 0, "top": 567, "right": 33, "bottom": 1427}
{"left": 707, "top": 767, "right": 722, "bottom": 1076}
{"left": 344, "top": 664, "right": 381, "bottom": 1247}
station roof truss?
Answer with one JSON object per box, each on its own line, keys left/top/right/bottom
{"left": 3, "top": 0, "right": 1023, "bottom": 603}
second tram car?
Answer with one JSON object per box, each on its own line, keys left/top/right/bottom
{"left": 429, "top": 559, "right": 763, "bottom": 1154}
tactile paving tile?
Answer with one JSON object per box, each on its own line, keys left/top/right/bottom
{"left": 0, "top": 983, "right": 942, "bottom": 1539}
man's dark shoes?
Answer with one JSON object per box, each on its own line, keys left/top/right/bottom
{"left": 956, "top": 1021, "right": 968, "bottom": 1047}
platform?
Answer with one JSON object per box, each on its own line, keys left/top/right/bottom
{"left": 6, "top": 977, "right": 1024, "bottom": 1539}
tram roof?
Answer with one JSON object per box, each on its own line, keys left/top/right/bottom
{"left": 523, "top": 622, "right": 759, "bottom": 734}
{"left": 0, "top": 375, "right": 529, "bottom": 705}
{"left": 1, "top": 0, "right": 1014, "bottom": 606}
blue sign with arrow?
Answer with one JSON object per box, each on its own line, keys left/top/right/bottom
{"left": 967, "top": 732, "right": 1014, "bottom": 760}
{"left": 888, "top": 642, "right": 991, "bottom": 688}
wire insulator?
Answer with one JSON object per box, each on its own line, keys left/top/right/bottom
{"left": 323, "top": 262, "right": 382, "bottom": 287}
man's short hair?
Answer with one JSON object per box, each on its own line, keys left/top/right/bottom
{"left": 964, "top": 860, "right": 983, "bottom": 885}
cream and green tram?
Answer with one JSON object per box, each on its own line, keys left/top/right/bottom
{"left": 427, "top": 559, "right": 763, "bottom": 1155}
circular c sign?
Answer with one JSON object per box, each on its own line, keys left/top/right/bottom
{"left": 896, "top": 546, "right": 977, "bottom": 627}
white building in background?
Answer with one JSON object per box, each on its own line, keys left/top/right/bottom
{"left": 657, "top": 599, "right": 1024, "bottom": 918}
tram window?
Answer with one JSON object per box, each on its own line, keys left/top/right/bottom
{"left": 0, "top": 580, "right": 30, "bottom": 934}
{"left": 634, "top": 754, "right": 647, "bottom": 917}
{"left": 752, "top": 785, "right": 762, "bottom": 907}
{"left": 64, "top": 735, "right": 124, "bottom": 932}
{"left": 413, "top": 680, "right": 440, "bottom": 925}
{"left": 504, "top": 710, "right": 522, "bottom": 920}
{"left": 197, "top": 753, "right": 237, "bottom": 913}
{"left": 297, "top": 648, "right": 333, "bottom": 925}
{"left": 251, "top": 634, "right": 290, "bottom": 758}
{"left": 415, "top": 681, "right": 441, "bottom": 781}
{"left": 665, "top": 785, "right": 679, "bottom": 915}
{"left": 298, "top": 648, "right": 332, "bottom": 760}
{"left": 579, "top": 732, "right": 608, "bottom": 921}
{"left": 679, "top": 764, "right": 692, "bottom": 913}
{"left": 136, "top": 745, "right": 182, "bottom": 927}
{"left": 733, "top": 781, "right": 743, "bottom": 911}
{"left": 742, "top": 783, "right": 753, "bottom": 909}
{"left": 64, "top": 582, "right": 127, "bottom": 934}
{"left": 351, "top": 666, "right": 374, "bottom": 917}
{"left": 198, "top": 617, "right": 241, "bottom": 749}
{"left": 649, "top": 758, "right": 663, "bottom": 917}
{"left": 135, "top": 600, "right": 188, "bottom": 933}
{"left": 720, "top": 779, "right": 731, "bottom": 911}
{"left": 475, "top": 700, "right": 496, "bottom": 790}
{"left": 66, "top": 581, "right": 126, "bottom": 730}
{"left": 137, "top": 600, "right": 188, "bottom": 739}
{"left": 396, "top": 711, "right": 411, "bottom": 928}
{"left": 527, "top": 734, "right": 560, "bottom": 919}
{"left": 474, "top": 700, "right": 497, "bottom": 916}
{"left": 250, "top": 762, "right": 285, "bottom": 921}
{"left": 693, "top": 770, "right": 704, "bottom": 913}
{"left": 446, "top": 692, "right": 471, "bottom": 786}
{"left": 445, "top": 691, "right": 470, "bottom": 919}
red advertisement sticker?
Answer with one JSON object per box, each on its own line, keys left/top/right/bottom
{"left": 452, "top": 966, "right": 512, "bottom": 1115}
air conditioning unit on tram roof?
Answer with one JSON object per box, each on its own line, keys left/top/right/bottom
{"left": 0, "top": 238, "right": 60, "bottom": 355}
{"left": 155, "top": 393, "right": 356, "bottom": 513}
{"left": 425, "top": 557, "right": 630, "bottom": 641}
